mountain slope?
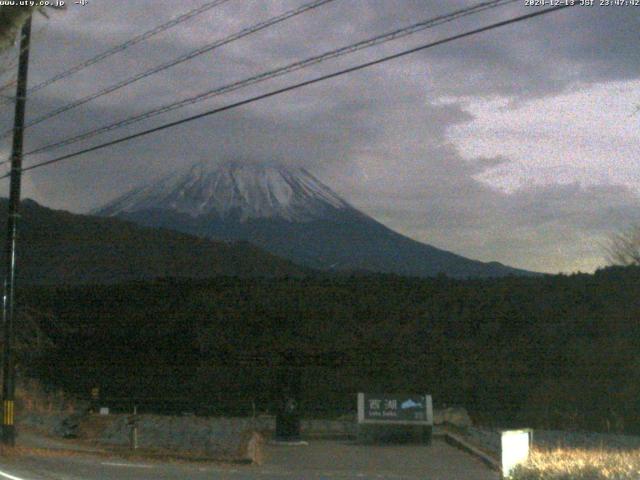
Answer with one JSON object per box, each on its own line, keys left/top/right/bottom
{"left": 0, "top": 199, "right": 307, "bottom": 285}
{"left": 96, "top": 161, "right": 536, "bottom": 278}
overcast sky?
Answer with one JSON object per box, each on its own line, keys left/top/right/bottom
{"left": 0, "top": 0, "right": 638, "bottom": 274}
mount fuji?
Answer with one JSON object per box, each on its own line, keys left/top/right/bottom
{"left": 95, "top": 161, "right": 534, "bottom": 278}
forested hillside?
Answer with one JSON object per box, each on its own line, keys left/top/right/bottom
{"left": 22, "top": 266, "right": 640, "bottom": 432}
{"left": 0, "top": 199, "right": 307, "bottom": 283}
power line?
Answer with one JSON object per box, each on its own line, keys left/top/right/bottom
{"left": 0, "top": 61, "right": 19, "bottom": 89}
{"left": 0, "top": 0, "right": 338, "bottom": 138}
{"left": 0, "top": 38, "right": 19, "bottom": 61}
{"left": 0, "top": 35, "right": 27, "bottom": 85}
{"left": 0, "top": 0, "right": 233, "bottom": 105}
{"left": 0, "top": 78, "right": 17, "bottom": 96}
{"left": 2, "top": 4, "right": 574, "bottom": 180}
{"left": 20, "top": 0, "right": 518, "bottom": 160}
{"left": 0, "top": 21, "right": 50, "bottom": 98}
{"left": 0, "top": 79, "right": 19, "bottom": 106}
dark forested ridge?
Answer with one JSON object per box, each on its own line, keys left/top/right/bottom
{"left": 0, "top": 199, "right": 307, "bottom": 283}
{"left": 21, "top": 266, "right": 640, "bottom": 433}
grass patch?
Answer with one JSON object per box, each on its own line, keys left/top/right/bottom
{"left": 509, "top": 447, "right": 640, "bottom": 480}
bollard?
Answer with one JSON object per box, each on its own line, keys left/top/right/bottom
{"left": 501, "top": 429, "right": 532, "bottom": 478}
{"left": 128, "top": 405, "right": 138, "bottom": 450}
{"left": 131, "top": 423, "right": 138, "bottom": 450}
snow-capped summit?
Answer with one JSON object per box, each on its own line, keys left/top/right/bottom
{"left": 97, "top": 160, "right": 349, "bottom": 222}
{"left": 95, "top": 160, "right": 535, "bottom": 279}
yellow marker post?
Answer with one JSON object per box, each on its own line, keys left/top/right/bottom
{"left": 3, "top": 400, "right": 14, "bottom": 425}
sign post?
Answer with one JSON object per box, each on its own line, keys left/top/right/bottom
{"left": 357, "top": 393, "right": 433, "bottom": 444}
{"left": 274, "top": 367, "right": 301, "bottom": 442}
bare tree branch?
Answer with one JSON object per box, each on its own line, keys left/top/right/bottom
{"left": 604, "top": 225, "right": 640, "bottom": 266}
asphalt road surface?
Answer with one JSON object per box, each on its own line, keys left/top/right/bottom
{"left": 0, "top": 437, "right": 499, "bottom": 480}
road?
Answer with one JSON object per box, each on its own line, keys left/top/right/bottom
{"left": 0, "top": 436, "right": 499, "bottom": 480}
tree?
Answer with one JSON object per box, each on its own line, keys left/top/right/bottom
{"left": 0, "top": 6, "right": 33, "bottom": 53}
{"left": 0, "top": 5, "right": 63, "bottom": 58}
{"left": 604, "top": 225, "right": 640, "bottom": 266}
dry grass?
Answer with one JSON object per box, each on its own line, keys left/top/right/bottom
{"left": 0, "top": 438, "right": 259, "bottom": 467}
{"left": 509, "top": 447, "right": 640, "bottom": 480}
{"left": 0, "top": 444, "right": 101, "bottom": 460}
{"left": 15, "top": 378, "right": 79, "bottom": 415}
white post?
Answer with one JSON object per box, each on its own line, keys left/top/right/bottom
{"left": 501, "top": 429, "right": 531, "bottom": 478}
{"left": 357, "top": 393, "right": 364, "bottom": 423}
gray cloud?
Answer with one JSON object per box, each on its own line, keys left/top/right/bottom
{"left": 0, "top": 0, "right": 637, "bottom": 273}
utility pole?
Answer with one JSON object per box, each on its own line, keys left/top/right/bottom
{"left": 2, "top": 15, "right": 32, "bottom": 446}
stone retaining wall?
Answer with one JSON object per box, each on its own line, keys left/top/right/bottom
{"left": 78, "top": 415, "right": 356, "bottom": 453}
{"left": 19, "top": 407, "right": 470, "bottom": 446}
{"left": 95, "top": 414, "right": 266, "bottom": 458}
